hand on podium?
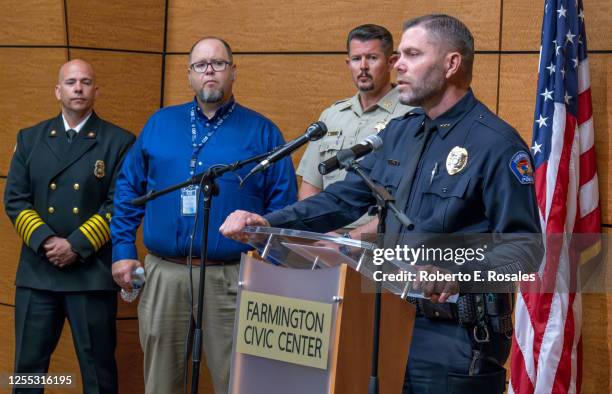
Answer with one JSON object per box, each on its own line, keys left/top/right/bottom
{"left": 220, "top": 209, "right": 270, "bottom": 244}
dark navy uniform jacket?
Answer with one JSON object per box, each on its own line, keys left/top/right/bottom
{"left": 266, "top": 90, "right": 543, "bottom": 275}
{"left": 4, "top": 112, "right": 135, "bottom": 291}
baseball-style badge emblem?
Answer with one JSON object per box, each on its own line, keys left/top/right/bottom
{"left": 94, "top": 160, "right": 105, "bottom": 179}
{"left": 446, "top": 146, "right": 468, "bottom": 175}
{"left": 509, "top": 151, "right": 534, "bottom": 184}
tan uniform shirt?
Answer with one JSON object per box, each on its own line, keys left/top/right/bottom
{"left": 297, "top": 87, "right": 414, "bottom": 228}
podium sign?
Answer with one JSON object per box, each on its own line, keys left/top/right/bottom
{"left": 235, "top": 289, "right": 333, "bottom": 370}
{"left": 229, "top": 254, "right": 346, "bottom": 394}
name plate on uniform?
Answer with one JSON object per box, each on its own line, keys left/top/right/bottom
{"left": 235, "top": 290, "right": 333, "bottom": 370}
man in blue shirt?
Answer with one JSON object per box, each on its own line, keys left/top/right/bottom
{"left": 221, "top": 15, "right": 542, "bottom": 393}
{"left": 110, "top": 37, "right": 297, "bottom": 394}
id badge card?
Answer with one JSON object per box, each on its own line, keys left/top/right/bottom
{"left": 181, "top": 186, "right": 198, "bottom": 216}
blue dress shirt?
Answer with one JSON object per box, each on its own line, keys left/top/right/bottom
{"left": 111, "top": 97, "right": 297, "bottom": 262}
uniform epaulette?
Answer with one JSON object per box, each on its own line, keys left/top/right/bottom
{"left": 474, "top": 111, "right": 525, "bottom": 145}
{"left": 402, "top": 108, "right": 425, "bottom": 118}
{"left": 333, "top": 97, "right": 350, "bottom": 105}
{"left": 475, "top": 111, "right": 514, "bottom": 132}
{"left": 332, "top": 98, "right": 352, "bottom": 110}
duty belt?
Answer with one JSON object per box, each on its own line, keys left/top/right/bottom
{"left": 408, "top": 293, "right": 514, "bottom": 337}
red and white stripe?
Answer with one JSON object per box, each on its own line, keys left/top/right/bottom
{"left": 509, "top": 56, "right": 600, "bottom": 393}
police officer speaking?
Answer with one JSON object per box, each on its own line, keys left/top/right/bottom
{"left": 220, "top": 14, "right": 543, "bottom": 394}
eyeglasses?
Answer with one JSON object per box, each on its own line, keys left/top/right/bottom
{"left": 189, "top": 60, "right": 232, "bottom": 73}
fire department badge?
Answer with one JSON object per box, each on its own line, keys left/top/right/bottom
{"left": 94, "top": 160, "right": 105, "bottom": 179}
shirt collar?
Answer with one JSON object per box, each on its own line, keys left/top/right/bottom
{"left": 193, "top": 95, "right": 236, "bottom": 121}
{"left": 62, "top": 111, "right": 93, "bottom": 133}
{"left": 421, "top": 89, "right": 477, "bottom": 138}
{"left": 345, "top": 85, "right": 400, "bottom": 116}
{"left": 373, "top": 85, "right": 401, "bottom": 114}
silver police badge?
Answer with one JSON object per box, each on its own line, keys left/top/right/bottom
{"left": 446, "top": 146, "right": 468, "bottom": 175}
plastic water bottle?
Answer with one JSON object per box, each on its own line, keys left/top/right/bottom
{"left": 120, "top": 267, "right": 145, "bottom": 303}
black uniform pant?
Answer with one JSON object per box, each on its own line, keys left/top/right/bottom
{"left": 13, "top": 287, "right": 118, "bottom": 394}
{"left": 403, "top": 316, "right": 510, "bottom": 394}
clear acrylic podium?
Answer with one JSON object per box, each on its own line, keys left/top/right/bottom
{"left": 228, "top": 227, "right": 415, "bottom": 394}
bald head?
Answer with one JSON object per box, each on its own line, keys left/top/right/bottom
{"left": 58, "top": 59, "right": 95, "bottom": 84}
{"left": 55, "top": 59, "right": 98, "bottom": 122}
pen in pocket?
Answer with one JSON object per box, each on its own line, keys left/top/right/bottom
{"left": 429, "top": 162, "right": 438, "bottom": 186}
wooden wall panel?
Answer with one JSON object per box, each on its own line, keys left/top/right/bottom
{"left": 0, "top": 307, "right": 145, "bottom": 393}
{"left": 502, "top": 0, "right": 612, "bottom": 51}
{"left": 0, "top": 305, "right": 15, "bottom": 380}
{"left": 113, "top": 319, "right": 145, "bottom": 394}
{"left": 66, "top": 0, "right": 165, "bottom": 52}
{"left": 583, "top": 293, "right": 610, "bottom": 393}
{"left": 70, "top": 50, "right": 162, "bottom": 136}
{"left": 164, "top": 54, "right": 354, "bottom": 168}
{"left": 0, "top": 48, "right": 67, "bottom": 175}
{"left": 0, "top": 0, "right": 65, "bottom": 45}
{"left": 498, "top": 54, "right": 612, "bottom": 224}
{"left": 582, "top": 227, "right": 612, "bottom": 393}
{"left": 497, "top": 55, "right": 539, "bottom": 144}
{"left": 589, "top": 55, "right": 612, "bottom": 224}
{"left": 167, "top": 0, "right": 500, "bottom": 53}
{"left": 0, "top": 180, "right": 21, "bottom": 306}
{"left": 471, "top": 54, "right": 499, "bottom": 113}
{"left": 117, "top": 295, "right": 139, "bottom": 319}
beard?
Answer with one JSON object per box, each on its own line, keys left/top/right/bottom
{"left": 197, "top": 87, "right": 224, "bottom": 103}
{"left": 356, "top": 73, "right": 375, "bottom": 92}
{"left": 398, "top": 64, "right": 446, "bottom": 107}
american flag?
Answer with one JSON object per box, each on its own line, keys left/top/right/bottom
{"left": 509, "top": 1, "right": 601, "bottom": 393}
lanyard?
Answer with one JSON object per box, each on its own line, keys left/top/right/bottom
{"left": 189, "top": 102, "right": 235, "bottom": 175}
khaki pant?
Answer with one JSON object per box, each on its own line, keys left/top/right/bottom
{"left": 138, "top": 254, "right": 239, "bottom": 394}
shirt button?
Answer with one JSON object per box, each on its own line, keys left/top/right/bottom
{"left": 434, "top": 311, "right": 440, "bottom": 317}
{"left": 48, "top": 207, "right": 55, "bottom": 214}
{"left": 198, "top": 161, "right": 202, "bottom": 166}
{"left": 72, "top": 207, "right": 79, "bottom": 214}
{"left": 49, "top": 183, "right": 57, "bottom": 190}
{"left": 73, "top": 183, "right": 80, "bottom": 190}
{"left": 442, "top": 187, "right": 448, "bottom": 193}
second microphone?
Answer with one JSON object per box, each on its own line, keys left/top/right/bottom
{"left": 242, "top": 121, "right": 328, "bottom": 183}
{"left": 318, "top": 134, "right": 383, "bottom": 175}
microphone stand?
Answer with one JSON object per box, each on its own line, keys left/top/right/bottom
{"left": 338, "top": 154, "right": 413, "bottom": 394}
{"left": 131, "top": 148, "right": 280, "bottom": 394}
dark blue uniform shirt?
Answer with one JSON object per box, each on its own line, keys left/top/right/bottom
{"left": 266, "top": 90, "right": 542, "bottom": 274}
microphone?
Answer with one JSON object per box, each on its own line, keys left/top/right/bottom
{"left": 318, "top": 134, "right": 383, "bottom": 175}
{"left": 242, "top": 121, "right": 328, "bottom": 184}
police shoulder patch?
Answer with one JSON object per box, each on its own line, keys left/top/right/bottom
{"left": 509, "top": 151, "right": 534, "bottom": 184}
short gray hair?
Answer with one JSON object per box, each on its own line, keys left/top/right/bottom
{"left": 189, "top": 36, "right": 233, "bottom": 64}
{"left": 403, "top": 14, "right": 474, "bottom": 82}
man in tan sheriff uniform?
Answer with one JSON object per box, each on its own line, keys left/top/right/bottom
{"left": 297, "top": 24, "right": 415, "bottom": 237}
